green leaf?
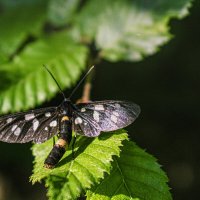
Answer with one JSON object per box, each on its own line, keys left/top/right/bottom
{"left": 87, "top": 140, "right": 172, "bottom": 200}
{"left": 48, "top": 0, "right": 80, "bottom": 26}
{"left": 31, "top": 130, "right": 128, "bottom": 200}
{"left": 72, "top": 0, "right": 192, "bottom": 61}
{"left": 0, "top": 31, "right": 88, "bottom": 113}
{"left": 0, "top": 0, "right": 48, "bottom": 61}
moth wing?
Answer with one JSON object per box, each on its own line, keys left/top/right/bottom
{"left": 0, "top": 107, "right": 59, "bottom": 144}
{"left": 72, "top": 110, "right": 101, "bottom": 137}
{"left": 73, "top": 100, "right": 140, "bottom": 137}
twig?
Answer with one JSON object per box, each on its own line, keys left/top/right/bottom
{"left": 76, "top": 82, "right": 92, "bottom": 103}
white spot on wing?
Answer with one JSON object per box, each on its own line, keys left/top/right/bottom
{"left": 94, "top": 105, "right": 104, "bottom": 111}
{"left": 45, "top": 127, "right": 48, "bottom": 131}
{"left": 11, "top": 125, "right": 18, "bottom": 132}
{"left": 33, "top": 119, "right": 39, "bottom": 131}
{"left": 45, "top": 112, "right": 51, "bottom": 117}
{"left": 81, "top": 108, "right": 86, "bottom": 112}
{"left": 75, "top": 117, "right": 82, "bottom": 124}
{"left": 25, "top": 113, "right": 35, "bottom": 121}
{"left": 111, "top": 115, "right": 118, "bottom": 123}
{"left": 7, "top": 118, "right": 13, "bottom": 123}
{"left": 50, "top": 120, "right": 57, "bottom": 127}
{"left": 93, "top": 111, "right": 100, "bottom": 122}
{"left": 113, "top": 111, "right": 119, "bottom": 117}
{"left": 115, "top": 103, "right": 121, "bottom": 108}
{"left": 14, "top": 127, "right": 21, "bottom": 136}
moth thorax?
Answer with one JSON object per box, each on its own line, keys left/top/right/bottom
{"left": 61, "top": 100, "right": 73, "bottom": 117}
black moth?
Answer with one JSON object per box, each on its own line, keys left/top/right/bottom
{"left": 0, "top": 67, "right": 140, "bottom": 169}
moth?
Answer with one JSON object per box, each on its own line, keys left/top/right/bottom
{"left": 0, "top": 66, "right": 140, "bottom": 169}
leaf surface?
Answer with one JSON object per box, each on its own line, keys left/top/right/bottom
{"left": 0, "top": 32, "right": 87, "bottom": 113}
{"left": 73, "top": 0, "right": 192, "bottom": 61}
{"left": 0, "top": 0, "right": 48, "bottom": 61}
{"left": 31, "top": 130, "right": 128, "bottom": 200}
{"left": 48, "top": 0, "right": 80, "bottom": 25}
{"left": 87, "top": 140, "right": 172, "bottom": 200}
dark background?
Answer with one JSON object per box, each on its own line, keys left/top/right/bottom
{"left": 0, "top": 1, "right": 199, "bottom": 200}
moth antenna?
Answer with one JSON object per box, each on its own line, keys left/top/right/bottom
{"left": 69, "top": 65, "right": 94, "bottom": 99}
{"left": 43, "top": 65, "right": 67, "bottom": 100}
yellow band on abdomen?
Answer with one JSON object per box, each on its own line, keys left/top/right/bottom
{"left": 61, "top": 116, "right": 69, "bottom": 122}
{"left": 56, "top": 139, "right": 67, "bottom": 148}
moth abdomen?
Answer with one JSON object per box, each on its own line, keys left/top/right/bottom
{"left": 44, "top": 139, "right": 68, "bottom": 169}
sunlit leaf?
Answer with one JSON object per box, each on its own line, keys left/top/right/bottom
{"left": 72, "top": 0, "right": 192, "bottom": 61}
{"left": 87, "top": 140, "right": 172, "bottom": 200}
{"left": 0, "top": 31, "right": 88, "bottom": 113}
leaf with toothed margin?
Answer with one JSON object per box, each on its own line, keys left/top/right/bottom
{"left": 30, "top": 130, "right": 128, "bottom": 200}
{"left": 86, "top": 140, "right": 172, "bottom": 200}
{"left": 0, "top": 31, "right": 88, "bottom": 114}
{"left": 72, "top": 0, "right": 192, "bottom": 61}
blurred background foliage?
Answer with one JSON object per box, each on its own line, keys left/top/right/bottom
{"left": 0, "top": 0, "right": 198, "bottom": 199}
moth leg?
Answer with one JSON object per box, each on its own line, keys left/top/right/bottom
{"left": 44, "top": 116, "right": 72, "bottom": 169}
{"left": 53, "top": 136, "right": 55, "bottom": 146}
